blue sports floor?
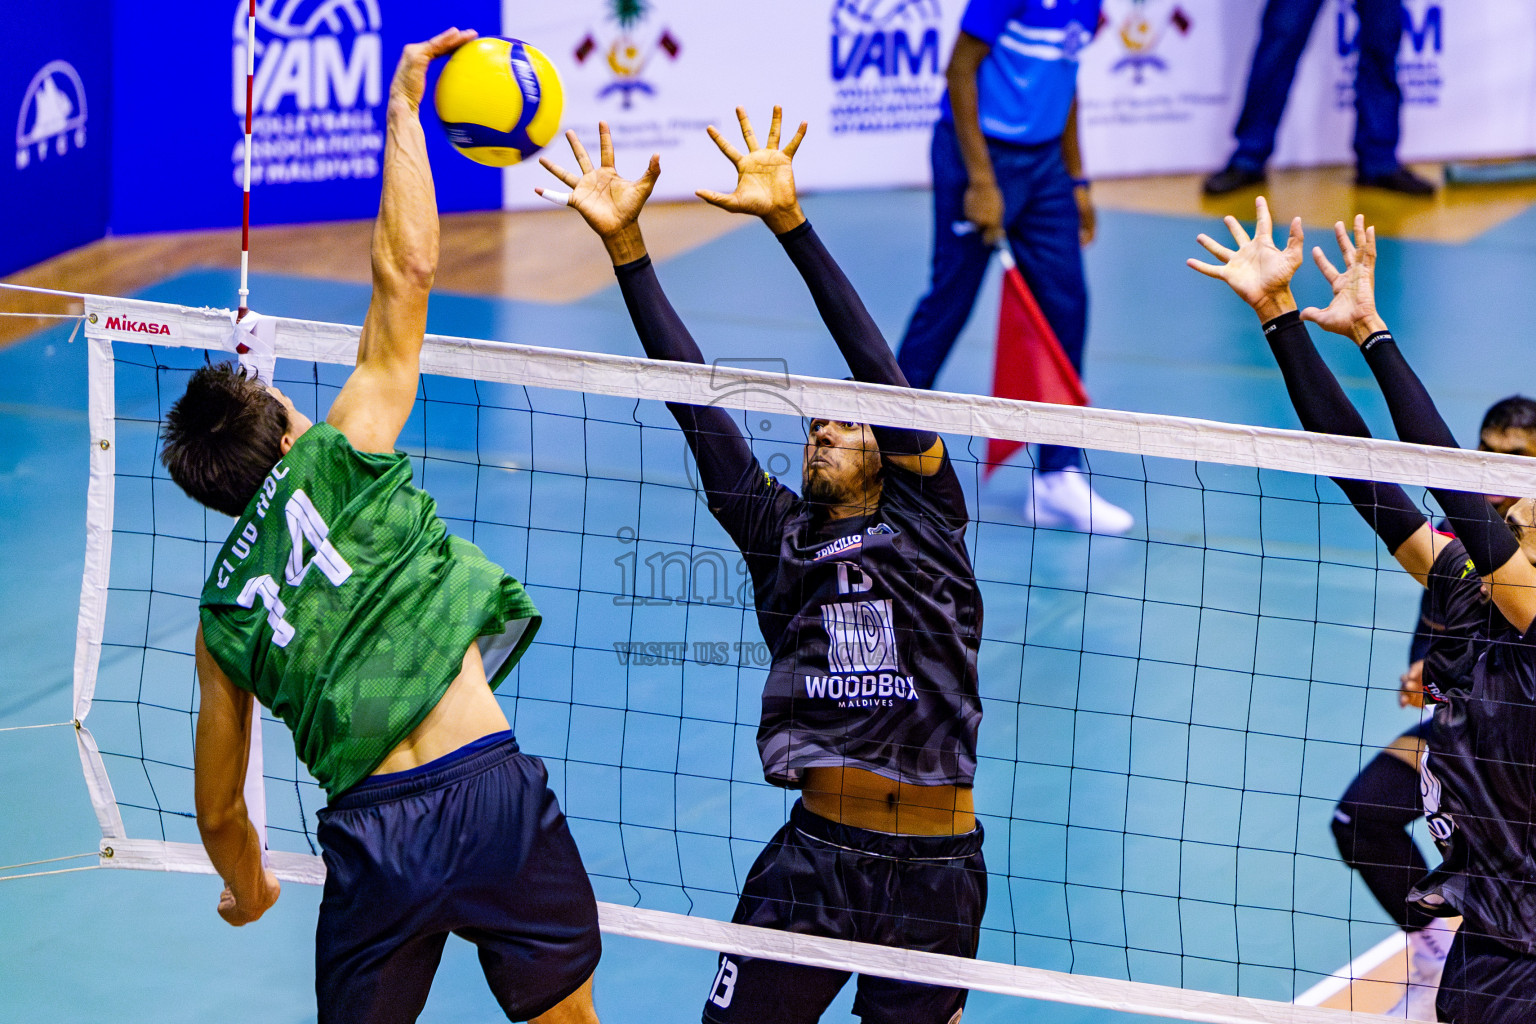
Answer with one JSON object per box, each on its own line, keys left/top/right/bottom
{"left": 6, "top": 190, "right": 1536, "bottom": 1023}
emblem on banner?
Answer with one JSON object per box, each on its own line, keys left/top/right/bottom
{"left": 1109, "top": 0, "right": 1192, "bottom": 84}
{"left": 574, "top": 0, "right": 682, "bottom": 109}
{"left": 15, "top": 60, "right": 88, "bottom": 171}
{"left": 828, "top": 0, "right": 946, "bottom": 135}
{"left": 231, "top": 0, "right": 385, "bottom": 185}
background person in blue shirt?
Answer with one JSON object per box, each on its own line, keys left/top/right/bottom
{"left": 1203, "top": 0, "right": 1435, "bottom": 196}
{"left": 897, "top": 0, "right": 1133, "bottom": 535}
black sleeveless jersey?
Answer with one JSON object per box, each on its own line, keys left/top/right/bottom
{"left": 1412, "top": 539, "right": 1536, "bottom": 951}
{"left": 705, "top": 450, "right": 982, "bottom": 789}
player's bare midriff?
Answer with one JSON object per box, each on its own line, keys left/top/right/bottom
{"left": 371, "top": 642, "right": 510, "bottom": 776}
{"left": 800, "top": 765, "right": 975, "bottom": 836}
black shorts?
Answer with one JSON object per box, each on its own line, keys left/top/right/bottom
{"left": 1438, "top": 926, "right": 1536, "bottom": 1024}
{"left": 702, "top": 799, "right": 987, "bottom": 1024}
{"left": 315, "top": 739, "right": 601, "bottom": 1024}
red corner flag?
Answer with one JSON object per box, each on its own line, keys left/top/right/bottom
{"left": 986, "top": 248, "right": 1088, "bottom": 475}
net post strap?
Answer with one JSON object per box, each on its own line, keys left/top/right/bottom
{"left": 74, "top": 334, "right": 125, "bottom": 841}
{"left": 78, "top": 293, "right": 1536, "bottom": 496}
{"left": 95, "top": 839, "right": 1406, "bottom": 1024}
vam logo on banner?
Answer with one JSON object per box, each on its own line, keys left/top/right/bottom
{"left": 232, "top": 0, "right": 385, "bottom": 189}
{"left": 828, "top": 0, "right": 945, "bottom": 136}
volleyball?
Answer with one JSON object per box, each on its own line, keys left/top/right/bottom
{"left": 434, "top": 37, "right": 563, "bottom": 167}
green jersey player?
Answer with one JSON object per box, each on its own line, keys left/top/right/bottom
{"left": 159, "top": 29, "right": 602, "bottom": 1024}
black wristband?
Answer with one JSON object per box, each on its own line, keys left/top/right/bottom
{"left": 613, "top": 253, "right": 652, "bottom": 277}
{"left": 1361, "top": 330, "right": 1394, "bottom": 354}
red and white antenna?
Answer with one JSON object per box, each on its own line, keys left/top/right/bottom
{"left": 238, "top": 0, "right": 256, "bottom": 322}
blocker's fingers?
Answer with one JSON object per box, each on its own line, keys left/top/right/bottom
{"left": 736, "top": 106, "right": 759, "bottom": 150}
{"left": 1195, "top": 233, "right": 1234, "bottom": 263}
{"left": 1187, "top": 257, "right": 1227, "bottom": 279}
{"left": 1353, "top": 213, "right": 1368, "bottom": 251}
{"left": 782, "top": 121, "right": 808, "bottom": 159}
{"left": 1333, "top": 220, "right": 1356, "bottom": 264}
{"left": 696, "top": 188, "right": 738, "bottom": 210}
{"left": 1223, "top": 215, "right": 1251, "bottom": 247}
{"left": 598, "top": 122, "right": 614, "bottom": 168}
{"left": 766, "top": 106, "right": 783, "bottom": 150}
{"left": 567, "top": 129, "right": 594, "bottom": 174}
{"left": 539, "top": 156, "right": 579, "bottom": 188}
{"left": 1312, "top": 245, "right": 1341, "bottom": 283}
{"left": 1254, "top": 195, "right": 1274, "bottom": 238}
{"left": 534, "top": 187, "right": 572, "bottom": 208}
{"left": 1284, "top": 216, "right": 1305, "bottom": 257}
{"left": 705, "top": 125, "right": 745, "bottom": 165}
{"left": 1363, "top": 225, "right": 1377, "bottom": 267}
{"left": 636, "top": 154, "right": 661, "bottom": 198}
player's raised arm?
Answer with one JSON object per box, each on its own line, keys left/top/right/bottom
{"left": 540, "top": 126, "right": 769, "bottom": 518}
{"left": 698, "top": 107, "right": 945, "bottom": 477}
{"left": 326, "top": 28, "right": 476, "bottom": 455}
{"left": 1188, "top": 197, "right": 1434, "bottom": 581}
{"left": 1301, "top": 215, "right": 1536, "bottom": 632}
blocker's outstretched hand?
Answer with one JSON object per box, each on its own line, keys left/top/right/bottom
{"left": 1187, "top": 196, "right": 1305, "bottom": 322}
{"left": 697, "top": 106, "right": 808, "bottom": 234}
{"left": 539, "top": 124, "right": 659, "bottom": 262}
{"left": 1300, "top": 214, "right": 1388, "bottom": 344}
{"left": 391, "top": 27, "right": 478, "bottom": 111}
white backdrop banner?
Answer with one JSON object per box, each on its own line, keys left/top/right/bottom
{"left": 497, "top": 0, "right": 1536, "bottom": 205}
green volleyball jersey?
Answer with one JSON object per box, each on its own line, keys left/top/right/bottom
{"left": 199, "top": 423, "right": 540, "bottom": 797}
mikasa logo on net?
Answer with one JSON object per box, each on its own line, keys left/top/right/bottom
{"left": 89, "top": 313, "right": 174, "bottom": 336}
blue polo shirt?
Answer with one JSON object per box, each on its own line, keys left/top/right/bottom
{"left": 942, "top": 0, "right": 1102, "bottom": 145}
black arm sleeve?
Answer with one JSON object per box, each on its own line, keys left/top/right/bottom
{"left": 614, "top": 254, "right": 758, "bottom": 501}
{"left": 1360, "top": 330, "right": 1520, "bottom": 576}
{"left": 1262, "top": 312, "right": 1426, "bottom": 553}
{"left": 776, "top": 221, "right": 937, "bottom": 457}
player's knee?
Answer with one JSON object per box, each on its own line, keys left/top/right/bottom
{"left": 1331, "top": 802, "right": 1364, "bottom": 864}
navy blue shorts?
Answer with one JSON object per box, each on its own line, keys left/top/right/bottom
{"left": 702, "top": 799, "right": 987, "bottom": 1024}
{"left": 315, "top": 738, "right": 601, "bottom": 1024}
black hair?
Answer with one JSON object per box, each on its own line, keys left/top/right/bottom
{"left": 1481, "top": 395, "right": 1536, "bottom": 438}
{"left": 159, "top": 362, "right": 288, "bottom": 518}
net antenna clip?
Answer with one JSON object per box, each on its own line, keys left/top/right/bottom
{"left": 227, "top": 310, "right": 277, "bottom": 386}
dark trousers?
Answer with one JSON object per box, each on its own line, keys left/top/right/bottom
{"left": 897, "top": 117, "right": 1087, "bottom": 472}
{"left": 1229, "top": 0, "right": 1405, "bottom": 177}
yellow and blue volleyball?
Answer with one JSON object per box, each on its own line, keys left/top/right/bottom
{"left": 434, "top": 37, "right": 563, "bottom": 167}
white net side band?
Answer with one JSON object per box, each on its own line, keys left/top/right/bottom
{"left": 79, "top": 293, "right": 1536, "bottom": 495}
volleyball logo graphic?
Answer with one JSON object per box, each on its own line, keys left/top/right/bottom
{"left": 15, "top": 61, "right": 87, "bottom": 171}
{"left": 435, "top": 38, "right": 564, "bottom": 166}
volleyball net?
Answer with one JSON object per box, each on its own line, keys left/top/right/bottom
{"left": 68, "top": 290, "right": 1536, "bottom": 1023}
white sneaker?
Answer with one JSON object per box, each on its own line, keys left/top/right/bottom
{"left": 1387, "top": 921, "right": 1452, "bottom": 1020}
{"left": 1024, "top": 468, "right": 1134, "bottom": 535}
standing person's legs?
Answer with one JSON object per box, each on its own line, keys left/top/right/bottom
{"left": 1228, "top": 0, "right": 1329, "bottom": 170}
{"left": 1352, "top": 0, "right": 1406, "bottom": 178}
{"left": 897, "top": 118, "right": 997, "bottom": 391}
{"left": 1003, "top": 145, "right": 1133, "bottom": 534}
{"left": 1002, "top": 146, "right": 1086, "bottom": 475}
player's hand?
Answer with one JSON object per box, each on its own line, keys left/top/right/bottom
{"left": 697, "top": 106, "right": 807, "bottom": 234}
{"left": 390, "top": 28, "right": 478, "bottom": 112}
{"left": 1075, "top": 184, "right": 1096, "bottom": 247}
{"left": 539, "top": 124, "right": 660, "bottom": 246}
{"left": 964, "top": 181, "right": 1005, "bottom": 247}
{"left": 1300, "top": 215, "right": 1389, "bottom": 344}
{"left": 218, "top": 869, "right": 281, "bottom": 926}
{"left": 1399, "top": 658, "right": 1427, "bottom": 709}
{"left": 1187, "top": 196, "right": 1304, "bottom": 322}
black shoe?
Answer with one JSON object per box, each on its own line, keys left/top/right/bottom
{"left": 1202, "top": 164, "right": 1266, "bottom": 196}
{"left": 1356, "top": 166, "right": 1437, "bottom": 196}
